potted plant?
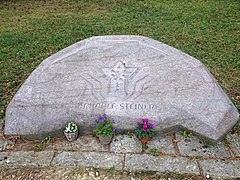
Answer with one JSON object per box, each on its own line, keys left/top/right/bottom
{"left": 64, "top": 121, "right": 79, "bottom": 141}
{"left": 136, "top": 118, "right": 154, "bottom": 143}
{"left": 93, "top": 114, "right": 116, "bottom": 144}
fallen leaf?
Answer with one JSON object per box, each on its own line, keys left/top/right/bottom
{"left": 5, "top": 144, "right": 14, "bottom": 150}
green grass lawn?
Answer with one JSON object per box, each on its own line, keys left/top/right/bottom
{"left": 0, "top": 0, "right": 239, "bottom": 132}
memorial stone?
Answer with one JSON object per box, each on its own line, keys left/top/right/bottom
{"left": 4, "top": 35, "right": 239, "bottom": 141}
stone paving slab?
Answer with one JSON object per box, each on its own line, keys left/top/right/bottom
{"left": 199, "top": 159, "right": 240, "bottom": 179}
{"left": 226, "top": 134, "right": 240, "bottom": 157}
{"left": 0, "top": 151, "right": 54, "bottom": 167}
{"left": 176, "top": 133, "right": 229, "bottom": 158}
{"left": 52, "top": 151, "right": 124, "bottom": 170}
{"left": 146, "top": 136, "right": 175, "bottom": 155}
{"left": 0, "top": 152, "right": 10, "bottom": 165}
{"left": 125, "top": 154, "right": 200, "bottom": 175}
{"left": 0, "top": 133, "right": 240, "bottom": 179}
{"left": 0, "top": 141, "right": 7, "bottom": 151}
{"left": 46, "top": 136, "right": 108, "bottom": 152}
{"left": 110, "top": 135, "right": 142, "bottom": 153}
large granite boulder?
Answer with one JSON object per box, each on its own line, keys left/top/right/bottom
{"left": 4, "top": 36, "right": 239, "bottom": 141}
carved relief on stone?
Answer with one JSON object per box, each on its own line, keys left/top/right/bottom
{"left": 102, "top": 61, "right": 137, "bottom": 98}
{"left": 82, "top": 61, "right": 151, "bottom": 101}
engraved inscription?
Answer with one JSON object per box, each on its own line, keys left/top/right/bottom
{"left": 82, "top": 102, "right": 156, "bottom": 110}
{"left": 102, "top": 61, "right": 137, "bottom": 97}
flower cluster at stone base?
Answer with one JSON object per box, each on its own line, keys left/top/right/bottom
{"left": 136, "top": 118, "right": 155, "bottom": 139}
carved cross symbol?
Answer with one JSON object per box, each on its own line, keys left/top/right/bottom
{"left": 102, "top": 62, "right": 137, "bottom": 97}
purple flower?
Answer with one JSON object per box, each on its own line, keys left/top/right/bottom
{"left": 112, "top": 127, "right": 116, "bottom": 132}
{"left": 149, "top": 122, "right": 154, "bottom": 129}
{"left": 101, "top": 118, "right": 105, "bottom": 124}
{"left": 137, "top": 121, "right": 141, "bottom": 126}
{"left": 96, "top": 114, "right": 105, "bottom": 124}
{"left": 103, "top": 114, "right": 107, "bottom": 121}
{"left": 97, "top": 115, "right": 102, "bottom": 121}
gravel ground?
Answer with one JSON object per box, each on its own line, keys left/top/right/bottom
{"left": 0, "top": 167, "right": 206, "bottom": 180}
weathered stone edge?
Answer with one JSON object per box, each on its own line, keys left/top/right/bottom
{"left": 0, "top": 151, "right": 55, "bottom": 168}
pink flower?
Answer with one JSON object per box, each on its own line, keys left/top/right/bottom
{"left": 143, "top": 124, "right": 147, "bottom": 130}
{"left": 142, "top": 118, "right": 149, "bottom": 123}
{"left": 137, "top": 122, "right": 141, "bottom": 126}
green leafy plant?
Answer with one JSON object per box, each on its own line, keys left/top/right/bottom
{"left": 194, "top": 155, "right": 203, "bottom": 160}
{"left": 93, "top": 114, "right": 116, "bottom": 137}
{"left": 123, "top": 130, "right": 134, "bottom": 136}
{"left": 64, "top": 121, "right": 78, "bottom": 133}
{"left": 34, "top": 135, "right": 52, "bottom": 151}
{"left": 180, "top": 130, "right": 192, "bottom": 139}
{"left": 202, "top": 140, "right": 214, "bottom": 148}
{"left": 108, "top": 166, "right": 115, "bottom": 175}
{"left": 35, "top": 143, "right": 43, "bottom": 152}
{"left": 150, "top": 148, "right": 161, "bottom": 156}
{"left": 13, "top": 136, "right": 26, "bottom": 143}
{"left": 43, "top": 135, "right": 52, "bottom": 143}
{"left": 135, "top": 118, "right": 155, "bottom": 139}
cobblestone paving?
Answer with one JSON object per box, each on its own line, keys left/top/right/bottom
{"left": 0, "top": 132, "right": 240, "bottom": 179}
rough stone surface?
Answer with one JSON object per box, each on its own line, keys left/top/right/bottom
{"left": 226, "top": 134, "right": 240, "bottom": 157}
{"left": 0, "top": 119, "right": 3, "bottom": 132}
{"left": 0, "top": 151, "right": 54, "bottom": 167}
{"left": 199, "top": 159, "right": 240, "bottom": 178}
{"left": 0, "top": 152, "right": 10, "bottom": 166}
{"left": 4, "top": 35, "right": 239, "bottom": 141}
{"left": 46, "top": 136, "right": 108, "bottom": 152}
{"left": 176, "top": 133, "right": 229, "bottom": 158}
{"left": 110, "top": 134, "right": 142, "bottom": 153}
{"left": 146, "top": 135, "right": 175, "bottom": 155}
{"left": 52, "top": 151, "right": 123, "bottom": 170}
{"left": 125, "top": 154, "right": 199, "bottom": 175}
{"left": 0, "top": 141, "right": 8, "bottom": 151}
